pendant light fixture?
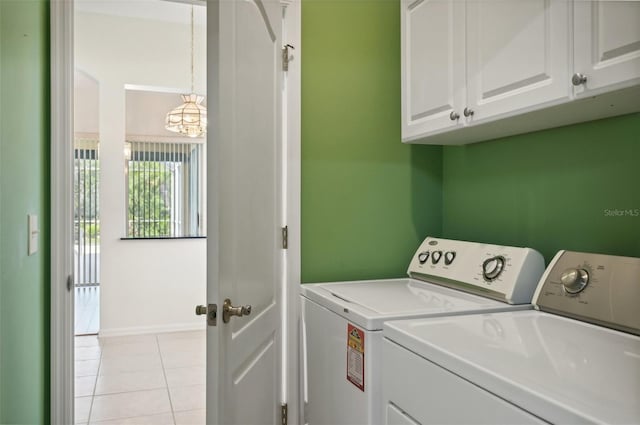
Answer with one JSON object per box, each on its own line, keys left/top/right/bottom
{"left": 165, "top": 5, "right": 207, "bottom": 138}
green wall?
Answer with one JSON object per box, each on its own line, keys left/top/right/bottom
{"left": 301, "top": 0, "right": 443, "bottom": 283}
{"left": 443, "top": 113, "right": 640, "bottom": 263}
{"left": 0, "top": 1, "right": 50, "bottom": 424}
{"left": 300, "top": 0, "right": 640, "bottom": 278}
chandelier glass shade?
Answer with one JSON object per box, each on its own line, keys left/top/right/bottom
{"left": 165, "top": 94, "right": 207, "bottom": 138}
{"left": 165, "top": 6, "right": 207, "bottom": 138}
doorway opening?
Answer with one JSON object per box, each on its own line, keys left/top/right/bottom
{"left": 72, "top": 1, "right": 208, "bottom": 423}
{"left": 74, "top": 70, "right": 101, "bottom": 336}
{"left": 52, "top": 0, "right": 300, "bottom": 423}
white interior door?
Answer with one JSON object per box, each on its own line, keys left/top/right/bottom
{"left": 206, "top": 0, "right": 283, "bottom": 423}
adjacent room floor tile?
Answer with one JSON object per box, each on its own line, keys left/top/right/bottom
{"left": 75, "top": 396, "right": 92, "bottom": 424}
{"left": 161, "top": 350, "right": 206, "bottom": 369}
{"left": 76, "top": 346, "right": 102, "bottom": 361}
{"left": 99, "top": 334, "right": 157, "bottom": 346}
{"left": 90, "top": 388, "right": 171, "bottom": 422}
{"left": 99, "top": 352, "right": 163, "bottom": 375}
{"left": 76, "top": 335, "right": 100, "bottom": 347}
{"left": 174, "top": 409, "right": 206, "bottom": 425}
{"left": 101, "top": 341, "right": 159, "bottom": 358}
{"left": 169, "top": 385, "right": 206, "bottom": 412}
{"left": 158, "top": 338, "right": 205, "bottom": 355}
{"left": 91, "top": 412, "right": 175, "bottom": 425}
{"left": 164, "top": 366, "right": 205, "bottom": 388}
{"left": 95, "top": 370, "right": 166, "bottom": 395}
{"left": 76, "top": 359, "right": 100, "bottom": 377}
{"left": 74, "top": 330, "right": 206, "bottom": 423}
{"left": 76, "top": 375, "right": 97, "bottom": 397}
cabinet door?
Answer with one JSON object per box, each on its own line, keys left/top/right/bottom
{"left": 573, "top": 1, "right": 640, "bottom": 97}
{"left": 401, "top": 0, "right": 465, "bottom": 142}
{"left": 466, "top": 0, "right": 570, "bottom": 123}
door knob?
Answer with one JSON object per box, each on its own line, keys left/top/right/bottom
{"left": 463, "top": 107, "right": 474, "bottom": 117}
{"left": 222, "top": 298, "right": 252, "bottom": 323}
{"left": 449, "top": 111, "right": 460, "bottom": 121}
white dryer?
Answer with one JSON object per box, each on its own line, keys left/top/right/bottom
{"left": 383, "top": 250, "right": 640, "bottom": 424}
{"left": 301, "top": 236, "right": 545, "bottom": 425}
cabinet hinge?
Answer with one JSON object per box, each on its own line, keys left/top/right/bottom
{"left": 66, "top": 275, "right": 73, "bottom": 292}
{"left": 281, "top": 403, "right": 288, "bottom": 425}
{"left": 282, "top": 44, "right": 294, "bottom": 71}
{"left": 282, "top": 226, "right": 288, "bottom": 250}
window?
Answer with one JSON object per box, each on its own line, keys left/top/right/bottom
{"left": 74, "top": 138, "right": 100, "bottom": 285}
{"left": 125, "top": 140, "right": 205, "bottom": 238}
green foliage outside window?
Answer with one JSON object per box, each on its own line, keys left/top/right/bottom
{"left": 128, "top": 161, "right": 173, "bottom": 238}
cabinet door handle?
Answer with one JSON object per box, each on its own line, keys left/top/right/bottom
{"left": 449, "top": 111, "right": 460, "bottom": 121}
{"left": 572, "top": 73, "right": 587, "bottom": 86}
{"left": 463, "top": 107, "right": 474, "bottom": 117}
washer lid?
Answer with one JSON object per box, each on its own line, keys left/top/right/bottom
{"left": 301, "top": 278, "right": 524, "bottom": 331}
{"left": 384, "top": 310, "right": 640, "bottom": 424}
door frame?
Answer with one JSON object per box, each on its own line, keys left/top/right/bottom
{"left": 282, "top": 0, "right": 302, "bottom": 422}
{"left": 50, "top": 0, "right": 75, "bottom": 423}
{"left": 49, "top": 0, "right": 301, "bottom": 423}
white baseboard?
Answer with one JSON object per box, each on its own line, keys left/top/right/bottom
{"left": 99, "top": 322, "right": 206, "bottom": 338}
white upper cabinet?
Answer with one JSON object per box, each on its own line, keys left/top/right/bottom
{"left": 401, "top": 0, "right": 465, "bottom": 141}
{"left": 401, "top": 0, "right": 640, "bottom": 145}
{"left": 465, "top": 0, "right": 570, "bottom": 122}
{"left": 573, "top": 1, "right": 640, "bottom": 97}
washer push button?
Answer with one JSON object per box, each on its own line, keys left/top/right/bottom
{"left": 418, "top": 251, "right": 430, "bottom": 264}
{"left": 431, "top": 251, "right": 443, "bottom": 264}
{"left": 444, "top": 251, "right": 456, "bottom": 265}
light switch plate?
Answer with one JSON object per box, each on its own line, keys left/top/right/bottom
{"left": 28, "top": 214, "right": 38, "bottom": 255}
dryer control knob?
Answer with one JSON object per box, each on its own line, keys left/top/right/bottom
{"left": 418, "top": 251, "right": 430, "bottom": 264}
{"left": 561, "top": 268, "right": 589, "bottom": 294}
{"left": 483, "top": 256, "right": 506, "bottom": 281}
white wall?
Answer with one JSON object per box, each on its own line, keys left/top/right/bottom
{"left": 74, "top": 70, "right": 99, "bottom": 135}
{"left": 76, "top": 4, "right": 207, "bottom": 336}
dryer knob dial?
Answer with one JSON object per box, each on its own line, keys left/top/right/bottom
{"left": 561, "top": 268, "right": 589, "bottom": 294}
{"left": 483, "top": 256, "right": 506, "bottom": 281}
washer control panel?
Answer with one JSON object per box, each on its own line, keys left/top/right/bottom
{"left": 534, "top": 251, "right": 640, "bottom": 335}
{"left": 407, "top": 237, "right": 545, "bottom": 304}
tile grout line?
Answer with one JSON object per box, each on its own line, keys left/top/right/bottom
{"left": 157, "top": 334, "right": 179, "bottom": 425}
{"left": 86, "top": 338, "right": 102, "bottom": 425}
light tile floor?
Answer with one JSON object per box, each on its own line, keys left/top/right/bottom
{"left": 75, "top": 331, "right": 206, "bottom": 425}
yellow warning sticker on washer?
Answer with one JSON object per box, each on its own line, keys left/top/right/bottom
{"left": 347, "top": 323, "right": 365, "bottom": 391}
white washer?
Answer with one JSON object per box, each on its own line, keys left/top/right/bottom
{"left": 301, "top": 236, "right": 545, "bottom": 425}
{"left": 383, "top": 250, "right": 640, "bottom": 424}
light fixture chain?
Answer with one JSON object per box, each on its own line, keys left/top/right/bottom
{"left": 191, "top": 5, "right": 195, "bottom": 94}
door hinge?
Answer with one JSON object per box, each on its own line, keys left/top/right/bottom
{"left": 282, "top": 225, "right": 288, "bottom": 250}
{"left": 280, "top": 403, "right": 288, "bottom": 425}
{"left": 66, "top": 275, "right": 73, "bottom": 292}
{"left": 282, "top": 44, "right": 294, "bottom": 71}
